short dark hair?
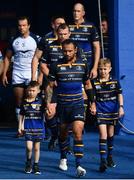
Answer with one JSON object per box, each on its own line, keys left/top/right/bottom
{"left": 51, "top": 15, "right": 65, "bottom": 23}
{"left": 17, "top": 16, "right": 31, "bottom": 25}
{"left": 57, "top": 23, "right": 70, "bottom": 32}
{"left": 27, "top": 81, "right": 40, "bottom": 88}
{"left": 62, "top": 39, "right": 77, "bottom": 49}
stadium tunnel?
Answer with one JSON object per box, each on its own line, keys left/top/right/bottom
{"left": 0, "top": 0, "right": 133, "bottom": 135}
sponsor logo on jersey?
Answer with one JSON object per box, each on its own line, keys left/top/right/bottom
{"left": 52, "top": 47, "right": 58, "bottom": 51}
{"left": 95, "top": 85, "right": 101, "bottom": 89}
{"left": 68, "top": 74, "right": 74, "bottom": 78}
{"left": 70, "top": 27, "right": 74, "bottom": 31}
{"left": 75, "top": 34, "right": 80, "bottom": 38}
{"left": 76, "top": 66, "right": 82, "bottom": 71}
{"left": 60, "top": 66, "right": 66, "bottom": 70}
{"left": 75, "top": 114, "right": 84, "bottom": 119}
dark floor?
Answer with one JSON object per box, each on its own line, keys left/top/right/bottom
{"left": 0, "top": 128, "right": 134, "bottom": 179}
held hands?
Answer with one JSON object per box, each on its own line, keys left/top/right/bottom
{"left": 18, "top": 127, "right": 25, "bottom": 136}
{"left": 46, "top": 103, "right": 57, "bottom": 119}
{"left": 90, "top": 102, "right": 96, "bottom": 115}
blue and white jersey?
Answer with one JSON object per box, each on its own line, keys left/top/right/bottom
{"left": 69, "top": 21, "right": 99, "bottom": 67}
{"left": 20, "top": 97, "right": 45, "bottom": 141}
{"left": 48, "top": 58, "right": 89, "bottom": 105}
{"left": 8, "top": 33, "right": 39, "bottom": 71}
{"left": 93, "top": 78, "right": 122, "bottom": 123}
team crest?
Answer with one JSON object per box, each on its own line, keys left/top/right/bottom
{"left": 110, "top": 84, "right": 116, "bottom": 89}
{"left": 15, "top": 41, "right": 19, "bottom": 46}
{"left": 31, "top": 104, "right": 37, "bottom": 109}
{"left": 82, "top": 27, "right": 88, "bottom": 32}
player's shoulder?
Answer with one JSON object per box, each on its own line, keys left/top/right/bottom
{"left": 29, "top": 32, "right": 41, "bottom": 42}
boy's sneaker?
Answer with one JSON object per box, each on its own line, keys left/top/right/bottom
{"left": 48, "top": 138, "right": 57, "bottom": 150}
{"left": 76, "top": 166, "right": 86, "bottom": 177}
{"left": 33, "top": 164, "right": 41, "bottom": 175}
{"left": 25, "top": 162, "right": 32, "bottom": 174}
{"left": 107, "top": 156, "right": 116, "bottom": 167}
{"left": 99, "top": 159, "right": 107, "bottom": 172}
{"left": 59, "top": 158, "right": 68, "bottom": 171}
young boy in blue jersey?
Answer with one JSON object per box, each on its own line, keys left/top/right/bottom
{"left": 18, "top": 81, "right": 47, "bottom": 174}
{"left": 93, "top": 58, "right": 124, "bottom": 172}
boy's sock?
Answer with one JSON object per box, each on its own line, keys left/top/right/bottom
{"left": 99, "top": 139, "right": 107, "bottom": 161}
{"left": 73, "top": 140, "right": 84, "bottom": 168}
{"left": 107, "top": 136, "right": 114, "bottom": 158}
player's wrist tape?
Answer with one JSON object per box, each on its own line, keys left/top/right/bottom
{"left": 85, "top": 89, "right": 95, "bottom": 103}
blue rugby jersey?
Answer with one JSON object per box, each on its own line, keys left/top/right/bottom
{"left": 69, "top": 21, "right": 99, "bottom": 66}
{"left": 41, "top": 40, "right": 64, "bottom": 66}
{"left": 93, "top": 78, "right": 122, "bottom": 122}
{"left": 38, "top": 31, "right": 57, "bottom": 51}
{"left": 48, "top": 58, "right": 89, "bottom": 105}
{"left": 44, "top": 31, "right": 57, "bottom": 45}
{"left": 20, "top": 97, "right": 45, "bottom": 138}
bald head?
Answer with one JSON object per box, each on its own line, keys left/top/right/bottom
{"left": 73, "top": 3, "right": 85, "bottom": 23}
{"left": 74, "top": 3, "right": 85, "bottom": 11}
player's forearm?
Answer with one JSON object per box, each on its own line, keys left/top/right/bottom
{"left": 93, "top": 41, "right": 100, "bottom": 70}
{"left": 118, "top": 94, "right": 124, "bottom": 106}
{"left": 0, "top": 61, "right": 4, "bottom": 76}
{"left": 40, "top": 63, "right": 49, "bottom": 76}
{"left": 31, "top": 56, "right": 39, "bottom": 80}
{"left": 3, "top": 57, "right": 10, "bottom": 76}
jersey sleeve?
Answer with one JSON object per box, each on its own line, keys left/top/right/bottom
{"left": 6, "top": 37, "right": 14, "bottom": 53}
{"left": 38, "top": 37, "right": 47, "bottom": 51}
{"left": 48, "top": 63, "right": 57, "bottom": 81}
{"left": 20, "top": 102, "right": 25, "bottom": 116}
{"left": 116, "top": 80, "right": 123, "bottom": 94}
{"left": 40, "top": 44, "right": 49, "bottom": 64}
{"left": 90, "top": 24, "right": 100, "bottom": 42}
{"left": 83, "top": 62, "right": 90, "bottom": 83}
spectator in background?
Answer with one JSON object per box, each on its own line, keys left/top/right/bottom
{"left": 69, "top": 2, "right": 100, "bottom": 79}
{"left": 100, "top": 14, "right": 109, "bottom": 58}
{"left": 2, "top": 16, "right": 40, "bottom": 137}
